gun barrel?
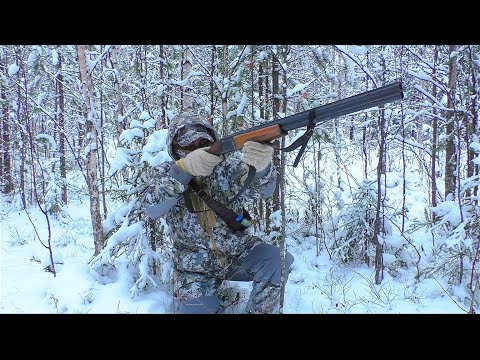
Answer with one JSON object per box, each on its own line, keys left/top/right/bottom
{"left": 214, "top": 81, "right": 403, "bottom": 154}
{"left": 279, "top": 81, "right": 404, "bottom": 132}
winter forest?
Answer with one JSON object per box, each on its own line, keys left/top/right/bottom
{"left": 0, "top": 45, "right": 479, "bottom": 314}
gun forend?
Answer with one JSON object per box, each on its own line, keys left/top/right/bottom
{"left": 232, "top": 125, "right": 285, "bottom": 148}
{"left": 208, "top": 125, "right": 286, "bottom": 155}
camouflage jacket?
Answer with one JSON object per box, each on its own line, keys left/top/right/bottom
{"left": 146, "top": 115, "right": 277, "bottom": 277}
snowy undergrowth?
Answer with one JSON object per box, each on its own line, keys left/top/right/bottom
{"left": 0, "top": 165, "right": 472, "bottom": 313}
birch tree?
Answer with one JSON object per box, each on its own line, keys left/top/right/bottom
{"left": 0, "top": 47, "right": 13, "bottom": 194}
{"left": 76, "top": 45, "right": 104, "bottom": 256}
{"left": 54, "top": 47, "right": 67, "bottom": 205}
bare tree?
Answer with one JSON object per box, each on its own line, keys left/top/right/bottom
{"left": 431, "top": 46, "right": 439, "bottom": 219}
{"left": 109, "top": 45, "right": 125, "bottom": 138}
{"left": 221, "top": 45, "right": 229, "bottom": 136}
{"left": 15, "top": 47, "right": 27, "bottom": 208}
{"left": 76, "top": 45, "right": 104, "bottom": 256}
{"left": 278, "top": 45, "right": 289, "bottom": 313}
{"left": 209, "top": 45, "right": 216, "bottom": 125}
{"left": 466, "top": 45, "right": 479, "bottom": 202}
{"left": 371, "top": 52, "right": 389, "bottom": 284}
{"left": 1, "top": 47, "right": 13, "bottom": 194}
{"left": 271, "top": 47, "right": 281, "bottom": 226}
{"left": 55, "top": 47, "right": 67, "bottom": 205}
{"left": 181, "top": 45, "right": 193, "bottom": 113}
{"left": 158, "top": 45, "right": 167, "bottom": 128}
{"left": 444, "top": 45, "right": 458, "bottom": 199}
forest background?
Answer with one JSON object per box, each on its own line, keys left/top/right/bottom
{"left": 0, "top": 45, "right": 479, "bottom": 314}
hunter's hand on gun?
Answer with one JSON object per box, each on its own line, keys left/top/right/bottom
{"left": 177, "top": 147, "right": 222, "bottom": 177}
{"left": 242, "top": 141, "right": 274, "bottom": 172}
{"left": 205, "top": 81, "right": 404, "bottom": 168}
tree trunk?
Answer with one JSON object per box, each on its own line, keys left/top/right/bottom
{"left": 278, "top": 45, "right": 289, "bottom": 313}
{"left": 444, "top": 45, "right": 457, "bottom": 200}
{"left": 158, "top": 45, "right": 167, "bottom": 128}
{"left": 264, "top": 56, "right": 272, "bottom": 231}
{"left": 431, "top": 46, "right": 439, "bottom": 218}
{"left": 137, "top": 45, "right": 150, "bottom": 114}
{"left": 466, "top": 46, "right": 478, "bottom": 202}
{"left": 209, "top": 45, "right": 216, "bottom": 125}
{"left": 372, "top": 106, "right": 385, "bottom": 285}
{"left": 99, "top": 45, "right": 108, "bottom": 220}
{"left": 257, "top": 56, "right": 269, "bottom": 231}
{"left": 222, "top": 45, "right": 228, "bottom": 136}
{"left": 271, "top": 48, "right": 281, "bottom": 221}
{"left": 15, "top": 49, "right": 26, "bottom": 208}
{"left": 181, "top": 45, "right": 193, "bottom": 113}
{"left": 76, "top": 45, "right": 104, "bottom": 256}
{"left": 109, "top": 45, "right": 125, "bottom": 138}
{"left": 56, "top": 47, "right": 67, "bottom": 205}
{"left": 1, "top": 49, "right": 13, "bottom": 194}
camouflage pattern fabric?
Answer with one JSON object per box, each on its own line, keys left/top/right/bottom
{"left": 175, "top": 124, "right": 215, "bottom": 147}
{"left": 166, "top": 115, "right": 219, "bottom": 160}
{"left": 146, "top": 114, "right": 294, "bottom": 313}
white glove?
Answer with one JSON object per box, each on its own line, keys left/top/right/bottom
{"left": 179, "top": 147, "right": 222, "bottom": 177}
{"left": 242, "top": 141, "right": 274, "bottom": 172}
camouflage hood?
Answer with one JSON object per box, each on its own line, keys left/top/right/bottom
{"left": 167, "top": 114, "right": 220, "bottom": 160}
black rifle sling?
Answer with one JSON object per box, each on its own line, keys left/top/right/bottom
{"left": 226, "top": 165, "right": 256, "bottom": 205}
{"left": 195, "top": 110, "right": 315, "bottom": 211}
{"left": 222, "top": 110, "right": 315, "bottom": 204}
{"left": 212, "top": 109, "right": 315, "bottom": 206}
{"left": 188, "top": 178, "right": 252, "bottom": 232}
{"left": 281, "top": 109, "right": 316, "bottom": 167}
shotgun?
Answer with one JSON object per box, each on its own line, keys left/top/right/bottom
{"left": 145, "top": 81, "right": 404, "bottom": 223}
{"left": 207, "top": 81, "right": 404, "bottom": 167}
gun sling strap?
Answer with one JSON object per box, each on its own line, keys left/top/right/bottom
{"left": 280, "top": 109, "right": 316, "bottom": 167}
{"left": 224, "top": 109, "right": 316, "bottom": 208}
{"left": 165, "top": 110, "right": 316, "bottom": 231}
{"left": 188, "top": 178, "right": 253, "bottom": 232}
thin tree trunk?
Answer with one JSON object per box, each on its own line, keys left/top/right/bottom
{"left": 209, "top": 45, "right": 215, "bottom": 125}
{"left": 278, "top": 45, "right": 291, "bottom": 313}
{"left": 467, "top": 46, "right": 478, "bottom": 202}
{"left": 15, "top": 49, "right": 26, "bottom": 208}
{"left": 138, "top": 45, "right": 150, "bottom": 114}
{"left": 445, "top": 45, "right": 457, "bottom": 200}
{"left": 431, "top": 46, "right": 439, "bottom": 219}
{"left": 56, "top": 48, "right": 67, "bottom": 205}
{"left": 99, "top": 45, "right": 108, "bottom": 220}
{"left": 181, "top": 45, "right": 192, "bottom": 113}
{"left": 259, "top": 59, "right": 265, "bottom": 120}
{"left": 222, "top": 45, "right": 228, "bottom": 136}
{"left": 264, "top": 56, "right": 272, "bottom": 231}
{"left": 271, "top": 48, "right": 281, "bottom": 221}
{"left": 1, "top": 49, "right": 13, "bottom": 194}
{"left": 257, "top": 56, "right": 268, "bottom": 231}
{"left": 250, "top": 48, "right": 255, "bottom": 123}
{"left": 400, "top": 71, "right": 407, "bottom": 233}
{"left": 76, "top": 45, "right": 104, "bottom": 256}
{"left": 22, "top": 61, "right": 56, "bottom": 277}
{"left": 372, "top": 106, "right": 385, "bottom": 284}
{"left": 110, "top": 45, "right": 125, "bottom": 138}
{"left": 158, "top": 45, "right": 167, "bottom": 128}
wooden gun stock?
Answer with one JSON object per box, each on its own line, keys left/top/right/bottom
{"left": 206, "top": 81, "right": 403, "bottom": 157}
{"left": 232, "top": 125, "right": 285, "bottom": 148}
{"left": 207, "top": 125, "right": 285, "bottom": 155}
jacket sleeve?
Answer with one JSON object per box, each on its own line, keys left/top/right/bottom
{"left": 143, "top": 161, "right": 191, "bottom": 219}
{"left": 225, "top": 154, "right": 277, "bottom": 201}
{"left": 249, "top": 162, "right": 276, "bottom": 199}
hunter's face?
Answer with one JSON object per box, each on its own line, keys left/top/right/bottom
{"left": 172, "top": 125, "right": 215, "bottom": 159}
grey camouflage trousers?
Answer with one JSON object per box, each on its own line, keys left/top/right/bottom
{"left": 172, "top": 242, "right": 295, "bottom": 314}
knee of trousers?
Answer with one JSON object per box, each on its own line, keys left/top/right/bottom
{"left": 243, "top": 242, "right": 295, "bottom": 286}
{"left": 174, "top": 295, "right": 222, "bottom": 314}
